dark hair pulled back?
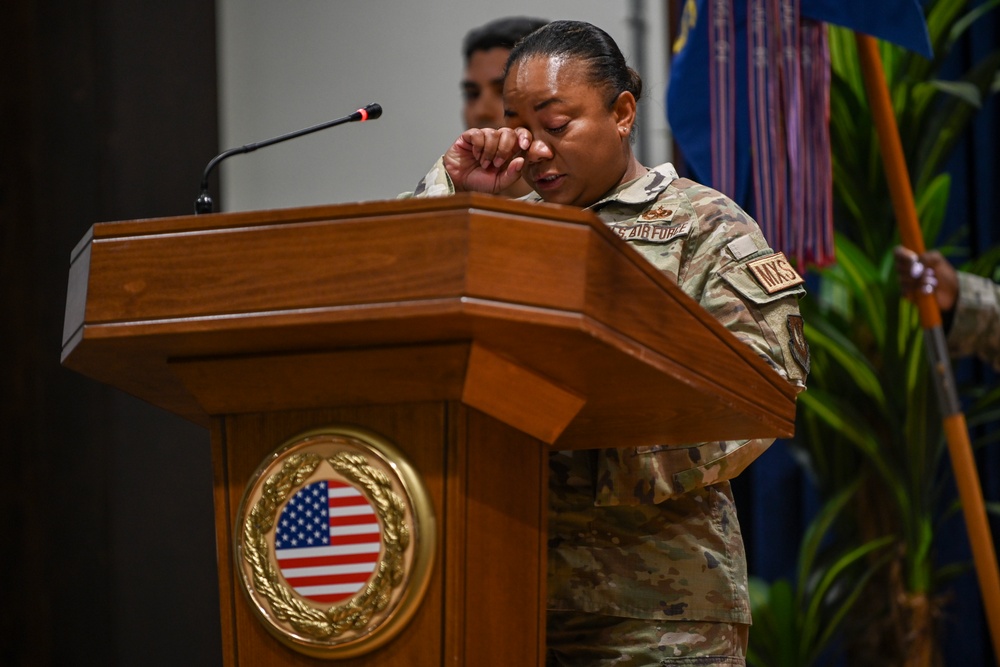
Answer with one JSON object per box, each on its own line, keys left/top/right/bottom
{"left": 505, "top": 20, "right": 643, "bottom": 108}
{"left": 463, "top": 16, "right": 549, "bottom": 62}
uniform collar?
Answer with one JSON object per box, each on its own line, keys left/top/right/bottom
{"left": 589, "top": 162, "right": 680, "bottom": 210}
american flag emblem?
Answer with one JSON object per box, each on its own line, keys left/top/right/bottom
{"left": 274, "top": 479, "right": 382, "bottom": 604}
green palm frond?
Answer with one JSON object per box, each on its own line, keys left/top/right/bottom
{"left": 748, "top": 482, "right": 894, "bottom": 667}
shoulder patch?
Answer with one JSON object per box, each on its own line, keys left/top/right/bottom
{"left": 786, "top": 314, "right": 810, "bottom": 375}
{"left": 746, "top": 252, "right": 804, "bottom": 294}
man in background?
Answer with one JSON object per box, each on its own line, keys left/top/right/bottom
{"left": 460, "top": 16, "right": 547, "bottom": 197}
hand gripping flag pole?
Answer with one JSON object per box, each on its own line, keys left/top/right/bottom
{"left": 855, "top": 32, "right": 1000, "bottom": 663}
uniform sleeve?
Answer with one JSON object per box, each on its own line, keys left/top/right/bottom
{"left": 619, "top": 182, "right": 809, "bottom": 388}
{"left": 679, "top": 187, "right": 808, "bottom": 390}
{"left": 948, "top": 271, "right": 1000, "bottom": 370}
{"left": 594, "top": 183, "right": 808, "bottom": 506}
{"left": 398, "top": 156, "right": 455, "bottom": 199}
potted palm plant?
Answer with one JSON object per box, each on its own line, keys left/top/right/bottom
{"left": 749, "top": 1, "right": 1000, "bottom": 664}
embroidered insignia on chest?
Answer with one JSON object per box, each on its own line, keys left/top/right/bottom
{"left": 611, "top": 219, "right": 691, "bottom": 244}
{"left": 746, "top": 252, "right": 805, "bottom": 293}
{"left": 786, "top": 314, "right": 810, "bottom": 374}
{"left": 640, "top": 205, "right": 674, "bottom": 221}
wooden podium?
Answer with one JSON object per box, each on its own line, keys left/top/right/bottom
{"left": 61, "top": 194, "right": 796, "bottom": 666}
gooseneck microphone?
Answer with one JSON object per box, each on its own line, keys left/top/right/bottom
{"left": 194, "top": 102, "right": 383, "bottom": 214}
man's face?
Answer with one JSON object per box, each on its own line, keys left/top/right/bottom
{"left": 461, "top": 47, "right": 510, "bottom": 129}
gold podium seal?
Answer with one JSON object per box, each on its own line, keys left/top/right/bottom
{"left": 235, "top": 426, "right": 435, "bottom": 659}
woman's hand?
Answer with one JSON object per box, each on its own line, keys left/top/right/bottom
{"left": 443, "top": 127, "right": 532, "bottom": 194}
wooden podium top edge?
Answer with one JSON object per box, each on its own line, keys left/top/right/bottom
{"left": 69, "top": 193, "right": 798, "bottom": 405}
{"left": 87, "top": 193, "right": 601, "bottom": 239}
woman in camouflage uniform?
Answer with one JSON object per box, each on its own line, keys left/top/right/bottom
{"left": 413, "top": 20, "right": 809, "bottom": 666}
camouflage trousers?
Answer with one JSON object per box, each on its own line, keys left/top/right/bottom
{"left": 547, "top": 450, "right": 751, "bottom": 623}
{"left": 546, "top": 611, "right": 748, "bottom": 666}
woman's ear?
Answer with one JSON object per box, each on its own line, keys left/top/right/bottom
{"left": 613, "top": 91, "right": 637, "bottom": 137}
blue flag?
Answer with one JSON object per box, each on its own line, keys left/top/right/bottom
{"left": 667, "top": 0, "right": 931, "bottom": 267}
{"left": 800, "top": 0, "right": 932, "bottom": 58}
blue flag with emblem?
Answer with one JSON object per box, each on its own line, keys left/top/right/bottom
{"left": 667, "top": 0, "right": 931, "bottom": 267}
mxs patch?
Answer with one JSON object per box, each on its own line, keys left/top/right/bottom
{"left": 746, "top": 252, "right": 804, "bottom": 294}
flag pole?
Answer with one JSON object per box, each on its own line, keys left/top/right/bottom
{"left": 855, "top": 32, "right": 1000, "bottom": 662}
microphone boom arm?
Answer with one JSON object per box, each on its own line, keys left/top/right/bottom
{"left": 195, "top": 102, "right": 382, "bottom": 214}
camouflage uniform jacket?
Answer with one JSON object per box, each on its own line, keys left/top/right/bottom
{"left": 949, "top": 271, "right": 1000, "bottom": 370}
{"left": 410, "top": 160, "right": 808, "bottom": 624}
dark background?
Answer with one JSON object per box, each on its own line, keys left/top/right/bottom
{"left": 2, "top": 1, "right": 997, "bottom": 665}
{"left": 2, "top": 2, "right": 221, "bottom": 664}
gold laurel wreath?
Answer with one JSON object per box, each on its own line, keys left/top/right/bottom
{"left": 241, "top": 447, "right": 410, "bottom": 641}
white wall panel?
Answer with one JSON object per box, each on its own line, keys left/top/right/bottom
{"left": 217, "top": 0, "right": 670, "bottom": 211}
